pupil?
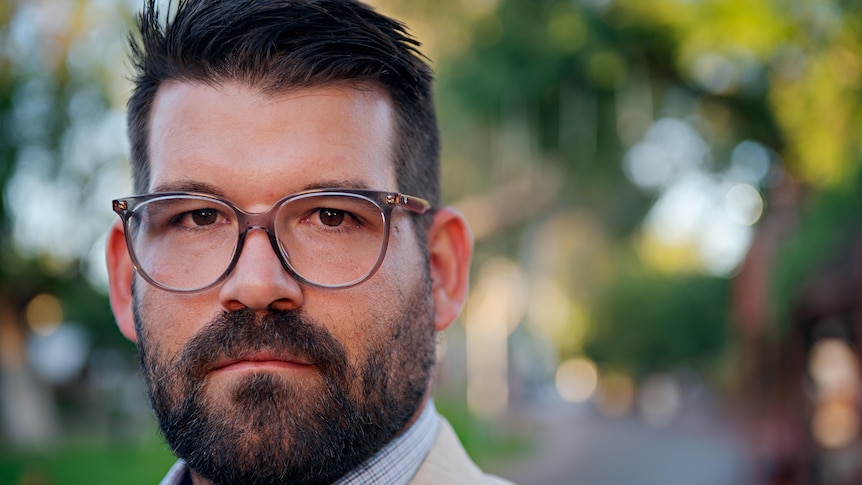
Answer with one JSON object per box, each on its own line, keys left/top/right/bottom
{"left": 320, "top": 209, "right": 344, "bottom": 227}
{"left": 192, "top": 209, "right": 217, "bottom": 226}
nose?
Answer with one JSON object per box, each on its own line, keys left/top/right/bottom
{"left": 218, "top": 227, "right": 303, "bottom": 312}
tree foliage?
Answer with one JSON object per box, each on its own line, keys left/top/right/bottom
{"left": 586, "top": 266, "right": 730, "bottom": 376}
{"left": 2, "top": 0, "right": 860, "bottom": 444}
{"left": 381, "top": 0, "right": 862, "bottom": 375}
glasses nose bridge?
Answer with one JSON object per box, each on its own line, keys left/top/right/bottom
{"left": 236, "top": 207, "right": 283, "bottom": 259}
{"left": 236, "top": 202, "right": 281, "bottom": 232}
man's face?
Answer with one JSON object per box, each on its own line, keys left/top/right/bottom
{"left": 131, "top": 81, "right": 436, "bottom": 484}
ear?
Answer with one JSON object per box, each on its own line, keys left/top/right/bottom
{"left": 427, "top": 207, "right": 473, "bottom": 332}
{"left": 106, "top": 218, "right": 138, "bottom": 342}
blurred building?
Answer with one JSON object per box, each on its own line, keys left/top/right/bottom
{"left": 734, "top": 175, "right": 862, "bottom": 485}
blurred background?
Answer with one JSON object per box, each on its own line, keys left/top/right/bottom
{"left": 2, "top": 0, "right": 862, "bottom": 484}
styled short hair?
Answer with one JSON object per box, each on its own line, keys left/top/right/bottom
{"left": 127, "top": 0, "right": 440, "bottom": 211}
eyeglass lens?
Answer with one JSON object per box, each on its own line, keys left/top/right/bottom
{"left": 125, "top": 193, "right": 388, "bottom": 290}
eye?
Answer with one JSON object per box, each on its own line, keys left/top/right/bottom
{"left": 190, "top": 208, "right": 219, "bottom": 226}
{"left": 318, "top": 209, "right": 346, "bottom": 227}
{"left": 171, "top": 207, "right": 227, "bottom": 228}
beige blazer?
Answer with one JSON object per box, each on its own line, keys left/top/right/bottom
{"left": 410, "top": 417, "right": 516, "bottom": 485}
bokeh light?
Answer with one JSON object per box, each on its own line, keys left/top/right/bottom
{"left": 807, "top": 338, "right": 861, "bottom": 449}
{"left": 812, "top": 401, "right": 859, "bottom": 449}
{"left": 465, "top": 258, "right": 526, "bottom": 418}
{"left": 594, "top": 371, "right": 636, "bottom": 417}
{"left": 724, "top": 184, "right": 764, "bottom": 226}
{"left": 638, "top": 373, "right": 682, "bottom": 428}
{"left": 24, "top": 293, "right": 63, "bottom": 336}
{"left": 809, "top": 338, "right": 859, "bottom": 399}
{"left": 555, "top": 357, "right": 598, "bottom": 404}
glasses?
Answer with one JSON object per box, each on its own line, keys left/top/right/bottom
{"left": 112, "top": 189, "right": 431, "bottom": 292}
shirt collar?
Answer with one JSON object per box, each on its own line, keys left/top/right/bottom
{"left": 334, "top": 399, "right": 441, "bottom": 485}
{"left": 159, "top": 400, "right": 441, "bottom": 485}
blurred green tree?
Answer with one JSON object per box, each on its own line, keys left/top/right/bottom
{"left": 378, "top": 0, "right": 862, "bottom": 382}
{"left": 1, "top": 0, "right": 859, "bottom": 448}
{"left": 0, "top": 0, "right": 134, "bottom": 446}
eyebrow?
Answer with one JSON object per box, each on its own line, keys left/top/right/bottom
{"left": 150, "top": 180, "right": 226, "bottom": 197}
{"left": 150, "top": 179, "right": 379, "bottom": 197}
{"left": 300, "top": 179, "right": 376, "bottom": 191}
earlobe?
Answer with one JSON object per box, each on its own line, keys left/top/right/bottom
{"left": 427, "top": 207, "right": 473, "bottom": 332}
{"left": 106, "top": 219, "right": 138, "bottom": 342}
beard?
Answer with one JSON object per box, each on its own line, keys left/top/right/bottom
{"left": 133, "top": 278, "right": 437, "bottom": 485}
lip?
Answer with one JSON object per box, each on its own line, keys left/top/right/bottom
{"left": 210, "top": 351, "right": 314, "bottom": 374}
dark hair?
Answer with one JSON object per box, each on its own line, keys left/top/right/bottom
{"left": 127, "top": 0, "right": 440, "bottom": 214}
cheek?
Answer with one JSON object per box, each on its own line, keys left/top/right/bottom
{"left": 311, "top": 218, "right": 424, "bottom": 322}
{"left": 381, "top": 219, "right": 426, "bottom": 280}
{"left": 302, "top": 269, "right": 414, "bottom": 360}
{"left": 360, "top": 224, "right": 425, "bottom": 317}
{"left": 137, "top": 287, "right": 212, "bottom": 358}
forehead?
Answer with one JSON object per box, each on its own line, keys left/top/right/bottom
{"left": 147, "top": 81, "right": 398, "bottom": 205}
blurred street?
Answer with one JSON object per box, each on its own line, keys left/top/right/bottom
{"left": 487, "top": 400, "right": 755, "bottom": 485}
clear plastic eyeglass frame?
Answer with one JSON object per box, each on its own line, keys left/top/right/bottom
{"left": 112, "top": 188, "right": 431, "bottom": 292}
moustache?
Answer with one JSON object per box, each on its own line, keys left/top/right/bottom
{"left": 175, "top": 308, "right": 349, "bottom": 380}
